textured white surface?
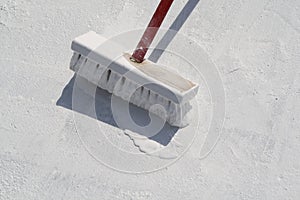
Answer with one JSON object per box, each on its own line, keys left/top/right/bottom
{"left": 1, "top": 0, "right": 300, "bottom": 199}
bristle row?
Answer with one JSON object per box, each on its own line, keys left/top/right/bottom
{"left": 70, "top": 52, "right": 191, "bottom": 127}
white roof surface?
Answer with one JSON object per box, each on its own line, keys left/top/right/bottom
{"left": 1, "top": 0, "right": 299, "bottom": 199}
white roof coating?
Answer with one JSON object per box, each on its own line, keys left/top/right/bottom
{"left": 0, "top": 0, "right": 300, "bottom": 199}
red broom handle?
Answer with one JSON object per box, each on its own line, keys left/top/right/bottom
{"left": 131, "top": 0, "right": 174, "bottom": 63}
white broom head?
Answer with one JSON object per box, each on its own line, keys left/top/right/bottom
{"left": 70, "top": 31, "right": 198, "bottom": 127}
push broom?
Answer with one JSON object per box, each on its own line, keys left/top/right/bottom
{"left": 69, "top": 0, "right": 199, "bottom": 127}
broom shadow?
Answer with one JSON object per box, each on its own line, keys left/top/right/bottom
{"left": 56, "top": 74, "right": 178, "bottom": 146}
{"left": 149, "top": 0, "right": 200, "bottom": 63}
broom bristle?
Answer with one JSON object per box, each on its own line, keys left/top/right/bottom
{"left": 70, "top": 31, "right": 198, "bottom": 127}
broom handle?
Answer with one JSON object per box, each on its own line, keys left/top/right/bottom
{"left": 131, "top": 0, "right": 174, "bottom": 63}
